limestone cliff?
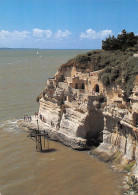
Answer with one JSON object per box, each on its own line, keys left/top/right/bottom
{"left": 20, "top": 50, "right": 138, "bottom": 181}
{"left": 35, "top": 60, "right": 138, "bottom": 178}
{"left": 37, "top": 66, "right": 105, "bottom": 146}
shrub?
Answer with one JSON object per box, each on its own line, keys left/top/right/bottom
{"left": 127, "top": 176, "right": 138, "bottom": 193}
{"left": 98, "top": 51, "right": 138, "bottom": 100}
{"left": 58, "top": 59, "right": 74, "bottom": 71}
{"left": 110, "top": 68, "right": 120, "bottom": 82}
{"left": 96, "top": 94, "right": 106, "bottom": 103}
{"left": 105, "top": 66, "right": 112, "bottom": 73}
{"left": 76, "top": 54, "right": 91, "bottom": 63}
{"left": 116, "top": 77, "right": 122, "bottom": 85}
{"left": 101, "top": 73, "right": 110, "bottom": 86}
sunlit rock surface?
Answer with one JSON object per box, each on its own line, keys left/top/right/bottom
{"left": 20, "top": 64, "right": 138, "bottom": 179}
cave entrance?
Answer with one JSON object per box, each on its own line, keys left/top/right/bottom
{"left": 94, "top": 84, "right": 99, "bottom": 93}
{"left": 133, "top": 112, "right": 138, "bottom": 127}
{"left": 75, "top": 83, "right": 78, "bottom": 89}
{"left": 81, "top": 83, "right": 85, "bottom": 89}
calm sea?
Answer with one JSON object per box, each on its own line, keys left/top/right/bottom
{"left": 0, "top": 49, "right": 123, "bottom": 195}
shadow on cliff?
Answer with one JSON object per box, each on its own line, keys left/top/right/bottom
{"left": 39, "top": 148, "right": 58, "bottom": 153}
{"left": 86, "top": 138, "right": 101, "bottom": 147}
{"left": 76, "top": 108, "right": 104, "bottom": 148}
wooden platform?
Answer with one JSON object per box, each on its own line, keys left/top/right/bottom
{"left": 28, "top": 129, "right": 50, "bottom": 152}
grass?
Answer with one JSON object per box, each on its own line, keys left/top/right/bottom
{"left": 111, "top": 150, "right": 123, "bottom": 164}
{"left": 124, "top": 160, "right": 136, "bottom": 172}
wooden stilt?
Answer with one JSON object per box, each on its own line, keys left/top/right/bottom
{"left": 44, "top": 136, "right": 45, "bottom": 148}
{"left": 36, "top": 136, "right": 37, "bottom": 149}
{"left": 48, "top": 138, "right": 49, "bottom": 150}
{"left": 40, "top": 136, "right": 42, "bottom": 151}
{"left": 28, "top": 119, "right": 50, "bottom": 152}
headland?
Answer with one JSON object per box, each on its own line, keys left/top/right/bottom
{"left": 19, "top": 31, "right": 138, "bottom": 193}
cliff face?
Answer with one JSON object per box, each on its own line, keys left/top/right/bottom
{"left": 92, "top": 84, "right": 138, "bottom": 180}
{"left": 38, "top": 67, "right": 105, "bottom": 149}
{"left": 20, "top": 54, "right": 135, "bottom": 179}
{"left": 36, "top": 64, "right": 138, "bottom": 177}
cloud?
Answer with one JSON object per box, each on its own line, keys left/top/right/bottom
{"left": 80, "top": 29, "right": 112, "bottom": 40}
{"left": 55, "top": 30, "right": 72, "bottom": 40}
{"left": 0, "top": 30, "right": 30, "bottom": 40}
{"left": 33, "top": 29, "right": 52, "bottom": 38}
{"left": 0, "top": 29, "right": 72, "bottom": 41}
{"left": 0, "top": 29, "right": 52, "bottom": 40}
{"left": 0, "top": 29, "right": 72, "bottom": 48}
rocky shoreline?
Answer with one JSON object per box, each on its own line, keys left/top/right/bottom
{"left": 19, "top": 116, "right": 138, "bottom": 194}
{"left": 89, "top": 147, "right": 138, "bottom": 194}
{"left": 19, "top": 50, "right": 138, "bottom": 194}
{"left": 18, "top": 116, "right": 88, "bottom": 150}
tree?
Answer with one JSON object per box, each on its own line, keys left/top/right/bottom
{"left": 102, "top": 29, "right": 138, "bottom": 51}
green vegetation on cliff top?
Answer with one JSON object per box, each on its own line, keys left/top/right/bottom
{"left": 59, "top": 30, "right": 138, "bottom": 101}
{"left": 102, "top": 29, "right": 138, "bottom": 51}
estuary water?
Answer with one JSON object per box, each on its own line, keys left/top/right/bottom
{"left": 0, "top": 49, "right": 123, "bottom": 195}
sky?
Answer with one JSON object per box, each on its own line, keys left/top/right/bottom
{"left": 0, "top": 0, "right": 137, "bottom": 49}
